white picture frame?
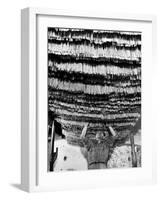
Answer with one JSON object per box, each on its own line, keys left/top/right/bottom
{"left": 21, "top": 7, "right": 157, "bottom": 192}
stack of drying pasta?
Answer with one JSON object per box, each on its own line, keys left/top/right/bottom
{"left": 48, "top": 28, "right": 141, "bottom": 146}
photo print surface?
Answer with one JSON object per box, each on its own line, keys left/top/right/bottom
{"left": 47, "top": 27, "right": 141, "bottom": 172}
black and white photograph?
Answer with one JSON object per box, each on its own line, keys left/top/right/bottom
{"left": 47, "top": 27, "right": 141, "bottom": 172}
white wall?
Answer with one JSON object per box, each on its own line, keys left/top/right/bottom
{"left": 0, "top": 0, "right": 160, "bottom": 199}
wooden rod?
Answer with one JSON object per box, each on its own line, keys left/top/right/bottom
{"left": 129, "top": 132, "right": 137, "bottom": 167}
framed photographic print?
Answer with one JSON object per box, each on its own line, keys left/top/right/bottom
{"left": 21, "top": 7, "right": 156, "bottom": 192}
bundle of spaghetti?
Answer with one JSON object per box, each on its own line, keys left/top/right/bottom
{"left": 48, "top": 28, "right": 141, "bottom": 145}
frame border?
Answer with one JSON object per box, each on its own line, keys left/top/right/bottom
{"left": 21, "top": 7, "right": 157, "bottom": 192}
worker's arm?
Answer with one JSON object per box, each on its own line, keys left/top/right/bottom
{"left": 109, "top": 126, "right": 117, "bottom": 137}
{"left": 80, "top": 123, "right": 89, "bottom": 139}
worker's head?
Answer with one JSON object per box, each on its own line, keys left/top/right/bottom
{"left": 96, "top": 132, "right": 104, "bottom": 141}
